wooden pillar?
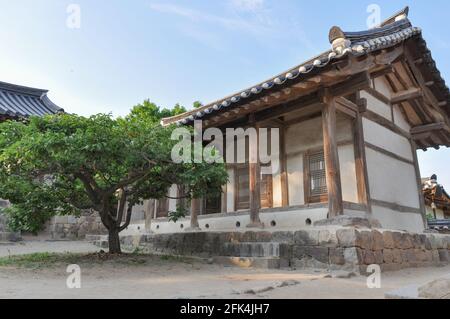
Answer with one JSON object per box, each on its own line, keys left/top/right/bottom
{"left": 221, "top": 184, "right": 227, "bottom": 213}
{"left": 280, "top": 125, "right": 289, "bottom": 207}
{"left": 248, "top": 123, "right": 263, "bottom": 228}
{"left": 353, "top": 100, "right": 372, "bottom": 212}
{"left": 322, "top": 92, "right": 344, "bottom": 217}
{"left": 221, "top": 133, "right": 228, "bottom": 213}
{"left": 410, "top": 140, "right": 428, "bottom": 229}
{"left": 188, "top": 198, "right": 201, "bottom": 230}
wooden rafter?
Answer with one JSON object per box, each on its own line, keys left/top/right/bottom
{"left": 391, "top": 87, "right": 422, "bottom": 104}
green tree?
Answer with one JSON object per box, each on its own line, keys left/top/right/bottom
{"left": 0, "top": 108, "right": 227, "bottom": 253}
{"left": 192, "top": 101, "right": 203, "bottom": 109}
{"left": 127, "top": 100, "right": 187, "bottom": 122}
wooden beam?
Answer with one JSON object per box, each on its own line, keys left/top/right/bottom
{"left": 283, "top": 111, "right": 322, "bottom": 127}
{"left": 370, "top": 65, "right": 394, "bottom": 79}
{"left": 391, "top": 87, "right": 422, "bottom": 104}
{"left": 329, "top": 71, "right": 371, "bottom": 97}
{"left": 371, "top": 199, "right": 423, "bottom": 215}
{"left": 411, "top": 122, "right": 449, "bottom": 135}
{"left": 254, "top": 92, "right": 321, "bottom": 123}
{"left": 364, "top": 87, "right": 391, "bottom": 105}
{"left": 357, "top": 98, "right": 368, "bottom": 113}
{"left": 321, "top": 91, "right": 344, "bottom": 217}
{"left": 213, "top": 72, "right": 371, "bottom": 129}
{"left": 335, "top": 97, "right": 359, "bottom": 118}
{"left": 404, "top": 44, "right": 450, "bottom": 124}
{"left": 363, "top": 110, "right": 411, "bottom": 139}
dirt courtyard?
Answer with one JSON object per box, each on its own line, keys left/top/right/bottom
{"left": 0, "top": 240, "right": 449, "bottom": 299}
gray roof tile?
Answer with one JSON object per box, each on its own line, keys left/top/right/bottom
{"left": 0, "top": 81, "right": 63, "bottom": 118}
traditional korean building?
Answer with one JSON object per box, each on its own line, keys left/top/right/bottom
{"left": 423, "top": 174, "right": 450, "bottom": 220}
{"left": 144, "top": 7, "right": 450, "bottom": 235}
{"left": 0, "top": 81, "right": 63, "bottom": 120}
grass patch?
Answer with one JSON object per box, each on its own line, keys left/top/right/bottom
{"left": 0, "top": 251, "right": 197, "bottom": 269}
{"left": 0, "top": 252, "right": 83, "bottom": 269}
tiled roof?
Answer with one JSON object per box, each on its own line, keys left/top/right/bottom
{"left": 0, "top": 81, "right": 63, "bottom": 119}
{"left": 427, "top": 220, "right": 450, "bottom": 232}
{"left": 162, "top": 7, "right": 445, "bottom": 126}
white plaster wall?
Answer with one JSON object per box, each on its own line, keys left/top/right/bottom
{"left": 286, "top": 117, "right": 323, "bottom": 154}
{"left": 285, "top": 115, "right": 352, "bottom": 153}
{"left": 130, "top": 202, "right": 145, "bottom": 222}
{"left": 150, "top": 208, "right": 329, "bottom": 234}
{"left": 393, "top": 104, "right": 411, "bottom": 132}
{"left": 121, "top": 222, "right": 147, "bottom": 236}
{"left": 287, "top": 154, "right": 304, "bottom": 206}
{"left": 338, "top": 144, "right": 358, "bottom": 203}
{"left": 226, "top": 168, "right": 235, "bottom": 213}
{"left": 360, "top": 90, "right": 392, "bottom": 121}
{"left": 372, "top": 205, "right": 424, "bottom": 233}
{"left": 363, "top": 118, "right": 413, "bottom": 161}
{"left": 366, "top": 148, "right": 420, "bottom": 209}
{"left": 271, "top": 156, "right": 282, "bottom": 207}
{"left": 284, "top": 114, "right": 353, "bottom": 206}
{"left": 373, "top": 77, "right": 392, "bottom": 98}
{"left": 336, "top": 114, "right": 353, "bottom": 141}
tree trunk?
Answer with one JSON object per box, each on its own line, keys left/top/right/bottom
{"left": 108, "top": 227, "right": 121, "bottom": 254}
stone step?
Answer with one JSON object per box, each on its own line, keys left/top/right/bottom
{"left": 222, "top": 242, "right": 280, "bottom": 258}
{"left": 212, "top": 256, "right": 285, "bottom": 269}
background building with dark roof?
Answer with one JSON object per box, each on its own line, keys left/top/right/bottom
{"left": 0, "top": 80, "right": 63, "bottom": 242}
{"left": 0, "top": 81, "right": 63, "bottom": 120}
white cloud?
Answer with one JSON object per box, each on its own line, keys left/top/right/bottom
{"left": 148, "top": 2, "right": 271, "bottom": 34}
{"left": 147, "top": 1, "right": 316, "bottom": 54}
{"left": 230, "top": 0, "right": 265, "bottom": 12}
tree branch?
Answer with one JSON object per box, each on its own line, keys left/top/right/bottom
{"left": 115, "top": 189, "right": 127, "bottom": 225}
{"left": 119, "top": 204, "right": 133, "bottom": 232}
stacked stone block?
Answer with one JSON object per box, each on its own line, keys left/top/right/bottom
{"left": 111, "top": 227, "right": 450, "bottom": 273}
{"left": 49, "top": 211, "right": 107, "bottom": 240}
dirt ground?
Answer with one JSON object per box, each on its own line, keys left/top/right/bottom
{"left": 0, "top": 240, "right": 449, "bottom": 299}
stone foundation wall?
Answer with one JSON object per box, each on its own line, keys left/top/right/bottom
{"left": 123, "top": 227, "right": 450, "bottom": 273}
{"left": 49, "top": 210, "right": 107, "bottom": 240}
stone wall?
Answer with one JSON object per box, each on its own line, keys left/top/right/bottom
{"left": 0, "top": 200, "right": 21, "bottom": 242}
{"left": 118, "top": 227, "right": 450, "bottom": 273}
{"left": 49, "top": 210, "right": 107, "bottom": 240}
{"left": 0, "top": 213, "right": 7, "bottom": 232}
{"left": 0, "top": 200, "right": 10, "bottom": 232}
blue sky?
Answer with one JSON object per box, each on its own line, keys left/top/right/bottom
{"left": 0, "top": 0, "right": 449, "bottom": 187}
